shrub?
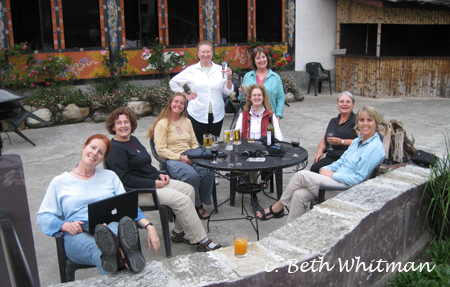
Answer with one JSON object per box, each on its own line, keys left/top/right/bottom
{"left": 281, "top": 74, "right": 301, "bottom": 98}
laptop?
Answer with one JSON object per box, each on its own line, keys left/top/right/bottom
{"left": 87, "top": 191, "right": 138, "bottom": 235}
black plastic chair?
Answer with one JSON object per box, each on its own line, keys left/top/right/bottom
{"left": 55, "top": 232, "right": 95, "bottom": 283}
{"left": 310, "top": 158, "right": 384, "bottom": 209}
{"left": 103, "top": 161, "right": 173, "bottom": 258}
{"left": 150, "top": 138, "right": 219, "bottom": 213}
{"left": 306, "top": 62, "right": 332, "bottom": 97}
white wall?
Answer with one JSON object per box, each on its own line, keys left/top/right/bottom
{"left": 295, "top": 0, "right": 337, "bottom": 71}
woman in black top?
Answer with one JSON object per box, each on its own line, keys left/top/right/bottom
{"left": 310, "top": 91, "right": 359, "bottom": 173}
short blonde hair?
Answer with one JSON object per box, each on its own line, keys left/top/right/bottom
{"left": 355, "top": 106, "right": 381, "bottom": 132}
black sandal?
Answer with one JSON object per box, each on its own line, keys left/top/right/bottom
{"left": 195, "top": 205, "right": 210, "bottom": 220}
{"left": 171, "top": 230, "right": 195, "bottom": 245}
{"left": 197, "top": 239, "right": 221, "bottom": 252}
{"left": 258, "top": 205, "right": 284, "bottom": 221}
{"left": 261, "top": 180, "right": 269, "bottom": 189}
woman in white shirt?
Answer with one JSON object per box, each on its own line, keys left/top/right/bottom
{"left": 169, "top": 41, "right": 234, "bottom": 144}
{"left": 235, "top": 84, "right": 283, "bottom": 186}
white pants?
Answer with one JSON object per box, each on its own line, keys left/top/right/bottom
{"left": 280, "top": 171, "right": 347, "bottom": 223}
{"left": 138, "top": 180, "right": 206, "bottom": 243}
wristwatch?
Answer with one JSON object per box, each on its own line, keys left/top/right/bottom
{"left": 341, "top": 139, "right": 345, "bottom": 145}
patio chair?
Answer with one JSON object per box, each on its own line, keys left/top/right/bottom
{"left": 306, "top": 62, "right": 332, "bottom": 97}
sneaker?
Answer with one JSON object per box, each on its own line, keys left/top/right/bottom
{"left": 118, "top": 216, "right": 146, "bottom": 273}
{"left": 215, "top": 178, "right": 219, "bottom": 185}
{"left": 94, "top": 224, "right": 119, "bottom": 273}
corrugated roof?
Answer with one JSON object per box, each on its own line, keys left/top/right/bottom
{"left": 386, "top": 0, "right": 450, "bottom": 6}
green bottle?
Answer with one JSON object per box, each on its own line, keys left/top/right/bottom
{"left": 266, "top": 116, "right": 275, "bottom": 146}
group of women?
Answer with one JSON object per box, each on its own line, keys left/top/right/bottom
{"left": 36, "top": 40, "right": 385, "bottom": 276}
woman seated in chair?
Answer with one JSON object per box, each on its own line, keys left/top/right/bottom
{"left": 104, "top": 107, "right": 220, "bottom": 252}
{"left": 36, "top": 134, "right": 159, "bottom": 275}
{"left": 234, "top": 84, "right": 283, "bottom": 186}
{"left": 310, "top": 91, "right": 359, "bottom": 173}
{"left": 148, "top": 93, "right": 216, "bottom": 220}
{"left": 257, "top": 106, "right": 385, "bottom": 223}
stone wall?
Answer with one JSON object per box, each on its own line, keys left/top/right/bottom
{"left": 52, "top": 164, "right": 431, "bottom": 287}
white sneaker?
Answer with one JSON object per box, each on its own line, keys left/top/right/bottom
{"left": 215, "top": 179, "right": 219, "bottom": 185}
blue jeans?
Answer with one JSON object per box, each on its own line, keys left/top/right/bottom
{"left": 63, "top": 222, "right": 119, "bottom": 275}
{"left": 166, "top": 160, "right": 214, "bottom": 206}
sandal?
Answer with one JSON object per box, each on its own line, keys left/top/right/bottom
{"left": 258, "top": 205, "right": 284, "bottom": 221}
{"left": 171, "top": 230, "right": 195, "bottom": 245}
{"left": 261, "top": 180, "right": 268, "bottom": 189}
{"left": 195, "top": 205, "right": 210, "bottom": 220}
{"left": 197, "top": 239, "right": 221, "bottom": 252}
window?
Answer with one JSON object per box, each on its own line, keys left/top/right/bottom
{"left": 168, "top": 0, "right": 199, "bottom": 45}
{"left": 381, "top": 24, "right": 450, "bottom": 57}
{"left": 219, "top": 0, "right": 247, "bottom": 44}
{"left": 256, "top": 0, "right": 282, "bottom": 42}
{"left": 124, "top": 0, "right": 158, "bottom": 47}
{"left": 62, "top": 0, "right": 101, "bottom": 49}
{"left": 340, "top": 24, "right": 377, "bottom": 56}
{"left": 10, "top": 0, "right": 53, "bottom": 50}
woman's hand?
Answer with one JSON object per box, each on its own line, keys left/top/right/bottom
{"left": 223, "top": 67, "right": 232, "bottom": 79}
{"left": 155, "top": 180, "right": 165, "bottom": 188}
{"left": 159, "top": 174, "right": 170, "bottom": 185}
{"left": 320, "top": 168, "right": 334, "bottom": 178}
{"left": 145, "top": 225, "right": 160, "bottom": 256}
{"left": 61, "top": 221, "right": 85, "bottom": 235}
{"left": 326, "top": 137, "right": 342, "bottom": 146}
{"left": 180, "top": 155, "right": 192, "bottom": 164}
{"left": 313, "top": 151, "right": 324, "bottom": 163}
{"left": 184, "top": 92, "right": 198, "bottom": 101}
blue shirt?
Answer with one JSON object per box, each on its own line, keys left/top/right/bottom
{"left": 321, "top": 132, "right": 385, "bottom": 186}
{"left": 240, "top": 69, "right": 285, "bottom": 118}
{"left": 36, "top": 169, "right": 145, "bottom": 237}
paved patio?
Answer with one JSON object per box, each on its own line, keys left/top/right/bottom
{"left": 1, "top": 92, "right": 449, "bottom": 286}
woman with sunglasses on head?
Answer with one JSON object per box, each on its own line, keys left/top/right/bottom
{"left": 169, "top": 41, "right": 234, "bottom": 144}
{"left": 239, "top": 47, "right": 285, "bottom": 121}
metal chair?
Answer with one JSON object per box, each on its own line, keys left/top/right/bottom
{"left": 54, "top": 232, "right": 95, "bottom": 283}
{"left": 306, "top": 62, "right": 332, "bottom": 97}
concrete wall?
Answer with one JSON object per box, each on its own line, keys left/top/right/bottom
{"left": 295, "top": 0, "right": 337, "bottom": 73}
{"left": 54, "top": 164, "right": 432, "bottom": 287}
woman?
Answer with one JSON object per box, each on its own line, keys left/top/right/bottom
{"left": 239, "top": 47, "right": 285, "bottom": 120}
{"left": 257, "top": 106, "right": 385, "bottom": 223}
{"left": 104, "top": 107, "right": 220, "bottom": 252}
{"left": 169, "top": 41, "right": 234, "bottom": 144}
{"left": 36, "top": 134, "right": 159, "bottom": 274}
{"left": 148, "top": 93, "right": 215, "bottom": 220}
{"left": 310, "top": 91, "right": 359, "bottom": 173}
{"left": 235, "top": 84, "right": 283, "bottom": 186}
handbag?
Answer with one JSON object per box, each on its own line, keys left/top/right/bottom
{"left": 411, "top": 150, "right": 437, "bottom": 168}
{"left": 182, "top": 147, "right": 213, "bottom": 159}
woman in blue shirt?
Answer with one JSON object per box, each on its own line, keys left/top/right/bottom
{"left": 257, "top": 106, "right": 385, "bottom": 223}
{"left": 239, "top": 47, "right": 285, "bottom": 120}
{"left": 36, "top": 134, "right": 159, "bottom": 274}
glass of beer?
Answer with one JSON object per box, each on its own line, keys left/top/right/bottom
{"left": 234, "top": 231, "right": 247, "bottom": 257}
{"left": 213, "top": 135, "right": 220, "bottom": 147}
{"left": 203, "top": 133, "right": 212, "bottom": 148}
{"left": 233, "top": 129, "right": 241, "bottom": 145}
{"left": 223, "top": 130, "right": 232, "bottom": 150}
{"left": 248, "top": 132, "right": 255, "bottom": 143}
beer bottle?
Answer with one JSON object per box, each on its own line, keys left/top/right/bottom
{"left": 266, "top": 116, "right": 275, "bottom": 146}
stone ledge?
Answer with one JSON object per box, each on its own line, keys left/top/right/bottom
{"left": 51, "top": 164, "right": 431, "bottom": 287}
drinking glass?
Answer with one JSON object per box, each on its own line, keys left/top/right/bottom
{"left": 213, "top": 135, "right": 220, "bottom": 147}
{"left": 211, "top": 146, "right": 219, "bottom": 164}
{"left": 291, "top": 138, "right": 300, "bottom": 157}
{"left": 328, "top": 132, "right": 335, "bottom": 151}
{"left": 223, "top": 130, "right": 232, "bottom": 150}
{"left": 234, "top": 231, "right": 247, "bottom": 257}
{"left": 233, "top": 129, "right": 241, "bottom": 145}
{"left": 203, "top": 133, "right": 212, "bottom": 148}
{"left": 248, "top": 132, "right": 255, "bottom": 143}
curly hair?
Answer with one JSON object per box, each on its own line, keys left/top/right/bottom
{"left": 147, "top": 93, "right": 188, "bottom": 139}
{"left": 250, "top": 47, "right": 272, "bottom": 70}
{"left": 244, "top": 84, "right": 273, "bottom": 112}
{"left": 105, "top": 107, "right": 138, "bottom": 135}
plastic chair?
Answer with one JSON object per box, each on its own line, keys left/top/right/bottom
{"left": 306, "top": 62, "right": 332, "bottom": 97}
{"left": 103, "top": 161, "right": 173, "bottom": 258}
{"left": 310, "top": 158, "right": 384, "bottom": 209}
{"left": 54, "top": 232, "right": 95, "bottom": 283}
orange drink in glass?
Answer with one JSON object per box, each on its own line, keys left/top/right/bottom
{"left": 234, "top": 232, "right": 247, "bottom": 257}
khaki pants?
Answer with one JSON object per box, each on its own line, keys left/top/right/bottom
{"left": 138, "top": 180, "right": 206, "bottom": 243}
{"left": 280, "top": 171, "right": 347, "bottom": 223}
